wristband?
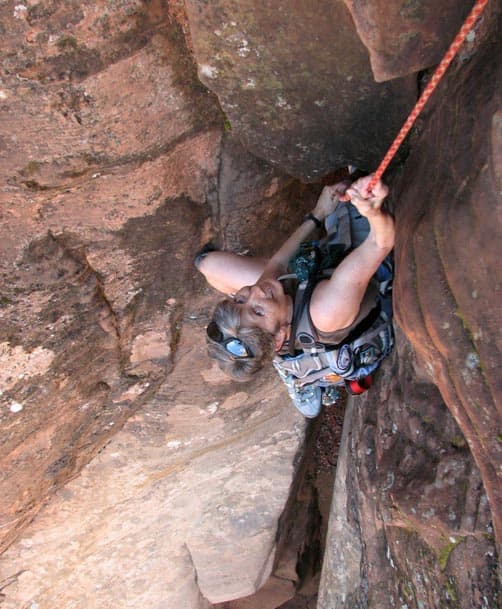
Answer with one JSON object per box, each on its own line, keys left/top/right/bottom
{"left": 304, "top": 213, "right": 322, "bottom": 229}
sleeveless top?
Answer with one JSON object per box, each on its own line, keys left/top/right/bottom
{"left": 280, "top": 276, "right": 380, "bottom": 353}
{"left": 314, "top": 279, "right": 380, "bottom": 345}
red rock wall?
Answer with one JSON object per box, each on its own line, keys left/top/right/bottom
{"left": 320, "top": 335, "right": 499, "bottom": 609}
{"left": 0, "top": 0, "right": 222, "bottom": 552}
{"left": 394, "top": 4, "right": 501, "bottom": 545}
{"left": 344, "top": 0, "right": 473, "bottom": 81}
{"left": 0, "top": 0, "right": 500, "bottom": 605}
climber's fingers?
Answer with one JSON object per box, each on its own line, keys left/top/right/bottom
{"left": 346, "top": 174, "right": 388, "bottom": 215}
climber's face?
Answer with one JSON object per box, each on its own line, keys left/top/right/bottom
{"left": 232, "top": 278, "right": 292, "bottom": 348}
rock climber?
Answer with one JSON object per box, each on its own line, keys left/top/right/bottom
{"left": 195, "top": 174, "right": 395, "bottom": 417}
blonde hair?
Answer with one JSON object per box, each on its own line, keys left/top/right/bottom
{"left": 207, "top": 299, "right": 276, "bottom": 382}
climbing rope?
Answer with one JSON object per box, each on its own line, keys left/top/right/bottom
{"left": 344, "top": 0, "right": 489, "bottom": 197}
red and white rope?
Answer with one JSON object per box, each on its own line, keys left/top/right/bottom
{"left": 343, "top": 0, "right": 489, "bottom": 197}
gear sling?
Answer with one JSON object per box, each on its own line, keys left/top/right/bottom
{"left": 272, "top": 201, "right": 394, "bottom": 417}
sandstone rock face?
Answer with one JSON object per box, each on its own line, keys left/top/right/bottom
{"left": 344, "top": 0, "right": 474, "bottom": 81}
{"left": 319, "top": 7, "right": 501, "bottom": 607}
{"left": 319, "top": 336, "right": 499, "bottom": 609}
{"left": 393, "top": 6, "right": 501, "bottom": 547}
{"left": 0, "top": 325, "right": 305, "bottom": 607}
{"left": 0, "top": 0, "right": 222, "bottom": 553}
{"left": 183, "top": 0, "right": 417, "bottom": 180}
{"left": 1, "top": 0, "right": 500, "bottom": 607}
{"left": 0, "top": 0, "right": 309, "bottom": 604}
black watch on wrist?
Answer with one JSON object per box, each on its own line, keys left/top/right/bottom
{"left": 303, "top": 212, "right": 323, "bottom": 229}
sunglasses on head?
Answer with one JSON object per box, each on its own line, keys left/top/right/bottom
{"left": 206, "top": 321, "right": 253, "bottom": 358}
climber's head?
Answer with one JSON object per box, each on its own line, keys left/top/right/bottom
{"left": 206, "top": 278, "right": 292, "bottom": 381}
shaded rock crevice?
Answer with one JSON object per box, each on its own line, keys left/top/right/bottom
{"left": 51, "top": 231, "right": 123, "bottom": 347}
{"left": 212, "top": 402, "right": 346, "bottom": 609}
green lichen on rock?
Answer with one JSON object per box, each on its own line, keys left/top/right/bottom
{"left": 438, "top": 536, "right": 465, "bottom": 571}
{"left": 400, "top": 580, "right": 415, "bottom": 602}
{"left": 19, "top": 160, "right": 43, "bottom": 177}
{"left": 444, "top": 576, "right": 458, "bottom": 602}
{"left": 450, "top": 435, "right": 467, "bottom": 449}
{"left": 56, "top": 35, "right": 79, "bottom": 51}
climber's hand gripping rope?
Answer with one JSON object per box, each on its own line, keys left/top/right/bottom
{"left": 337, "top": 0, "right": 488, "bottom": 203}
{"left": 346, "top": 175, "right": 389, "bottom": 217}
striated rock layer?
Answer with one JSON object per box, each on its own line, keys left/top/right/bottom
{"left": 393, "top": 3, "right": 501, "bottom": 549}
{"left": 0, "top": 0, "right": 221, "bottom": 554}
{"left": 0, "top": 326, "right": 306, "bottom": 607}
{"left": 320, "top": 5, "right": 501, "bottom": 608}
{"left": 0, "top": 0, "right": 312, "bottom": 605}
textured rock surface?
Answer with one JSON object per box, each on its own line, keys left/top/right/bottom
{"left": 317, "top": 400, "right": 361, "bottom": 609}
{"left": 319, "top": 336, "right": 499, "bottom": 609}
{"left": 214, "top": 403, "right": 346, "bottom": 609}
{"left": 0, "top": 324, "right": 305, "bottom": 607}
{"left": 393, "top": 5, "right": 501, "bottom": 547}
{"left": 318, "top": 7, "right": 501, "bottom": 608}
{"left": 344, "top": 0, "right": 474, "bottom": 81}
{"left": 0, "top": 0, "right": 500, "bottom": 607}
{"left": 0, "top": 0, "right": 310, "bottom": 604}
{"left": 183, "top": 0, "right": 417, "bottom": 180}
{"left": 0, "top": 0, "right": 221, "bottom": 552}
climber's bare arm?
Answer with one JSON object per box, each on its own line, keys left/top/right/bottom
{"left": 196, "top": 251, "right": 268, "bottom": 295}
{"left": 259, "top": 182, "right": 351, "bottom": 280}
{"left": 197, "top": 181, "right": 354, "bottom": 295}
{"left": 197, "top": 183, "right": 347, "bottom": 293}
{"left": 310, "top": 176, "right": 395, "bottom": 333}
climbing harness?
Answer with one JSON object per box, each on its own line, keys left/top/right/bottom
{"left": 273, "top": 202, "right": 394, "bottom": 418}
{"left": 341, "top": 0, "right": 489, "bottom": 198}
